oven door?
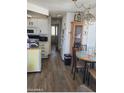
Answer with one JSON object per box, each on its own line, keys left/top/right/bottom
{"left": 39, "top": 36, "right": 48, "bottom": 42}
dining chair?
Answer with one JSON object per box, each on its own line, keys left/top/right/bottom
{"left": 87, "top": 68, "right": 96, "bottom": 91}
{"left": 81, "top": 45, "right": 87, "bottom": 51}
{"left": 71, "top": 47, "right": 85, "bottom": 80}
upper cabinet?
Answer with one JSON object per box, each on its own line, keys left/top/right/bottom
{"left": 27, "top": 18, "right": 38, "bottom": 28}
{"left": 27, "top": 17, "right": 49, "bottom": 35}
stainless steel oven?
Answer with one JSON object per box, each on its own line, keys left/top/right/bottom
{"left": 39, "top": 36, "right": 48, "bottom": 42}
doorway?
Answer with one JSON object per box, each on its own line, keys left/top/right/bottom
{"left": 51, "top": 25, "right": 58, "bottom": 50}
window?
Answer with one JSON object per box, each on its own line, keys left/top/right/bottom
{"left": 55, "top": 26, "right": 58, "bottom": 35}
{"left": 51, "top": 26, "right": 55, "bottom": 36}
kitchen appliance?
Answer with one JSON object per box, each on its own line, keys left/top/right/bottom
{"left": 28, "top": 40, "right": 39, "bottom": 48}
{"left": 27, "top": 27, "right": 38, "bottom": 35}
{"left": 27, "top": 35, "right": 39, "bottom": 48}
{"left": 39, "top": 35, "right": 48, "bottom": 42}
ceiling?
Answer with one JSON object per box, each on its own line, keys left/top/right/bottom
{"left": 27, "top": 10, "right": 48, "bottom": 18}
{"left": 28, "top": 0, "right": 96, "bottom": 17}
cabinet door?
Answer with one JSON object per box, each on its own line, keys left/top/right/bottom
{"left": 27, "top": 49, "right": 41, "bottom": 72}
{"left": 37, "top": 19, "right": 48, "bottom": 34}
{"left": 27, "top": 18, "right": 38, "bottom": 27}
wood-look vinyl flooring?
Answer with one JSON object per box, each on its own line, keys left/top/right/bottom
{"left": 27, "top": 46, "right": 94, "bottom": 92}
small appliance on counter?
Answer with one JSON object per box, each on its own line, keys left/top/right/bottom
{"left": 27, "top": 39, "right": 39, "bottom": 48}
{"left": 27, "top": 27, "right": 39, "bottom": 35}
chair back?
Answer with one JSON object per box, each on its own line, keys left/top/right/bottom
{"left": 72, "top": 47, "right": 82, "bottom": 66}
{"left": 81, "top": 45, "right": 87, "bottom": 51}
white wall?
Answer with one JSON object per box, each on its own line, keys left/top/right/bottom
{"left": 48, "top": 16, "right": 51, "bottom": 54}
{"left": 61, "top": 12, "right": 75, "bottom": 60}
{"left": 61, "top": 15, "right": 66, "bottom": 59}
{"left": 82, "top": 21, "right": 88, "bottom": 45}
{"left": 82, "top": 21, "right": 96, "bottom": 48}
{"left": 87, "top": 22, "right": 96, "bottom": 48}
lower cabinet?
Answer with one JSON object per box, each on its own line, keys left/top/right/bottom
{"left": 27, "top": 48, "right": 41, "bottom": 72}
{"left": 39, "top": 42, "right": 49, "bottom": 58}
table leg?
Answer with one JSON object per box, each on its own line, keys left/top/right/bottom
{"left": 83, "top": 62, "right": 87, "bottom": 84}
{"left": 91, "top": 63, "right": 96, "bottom": 68}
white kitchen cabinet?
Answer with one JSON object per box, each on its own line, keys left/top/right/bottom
{"left": 27, "top": 48, "right": 41, "bottom": 72}
{"left": 27, "top": 18, "right": 49, "bottom": 35}
{"left": 37, "top": 19, "right": 48, "bottom": 34}
{"left": 39, "top": 42, "right": 49, "bottom": 58}
{"left": 27, "top": 18, "right": 38, "bottom": 28}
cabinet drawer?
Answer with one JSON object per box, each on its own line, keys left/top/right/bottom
{"left": 41, "top": 54, "right": 45, "bottom": 58}
{"left": 40, "top": 44, "right": 45, "bottom": 46}
{"left": 41, "top": 54, "right": 45, "bottom": 56}
{"left": 41, "top": 47, "right": 45, "bottom": 49}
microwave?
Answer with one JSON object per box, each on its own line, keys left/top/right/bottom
{"left": 27, "top": 28, "right": 38, "bottom": 35}
{"left": 27, "top": 29, "right": 34, "bottom": 33}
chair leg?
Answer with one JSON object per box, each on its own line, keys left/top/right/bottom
{"left": 71, "top": 65, "right": 74, "bottom": 74}
{"left": 73, "top": 68, "right": 76, "bottom": 80}
{"left": 86, "top": 68, "right": 89, "bottom": 84}
{"left": 71, "top": 61, "right": 74, "bottom": 74}
{"left": 87, "top": 72, "right": 90, "bottom": 86}
{"left": 76, "top": 68, "right": 78, "bottom": 73}
{"left": 82, "top": 69, "right": 84, "bottom": 83}
{"left": 90, "top": 75, "right": 93, "bottom": 90}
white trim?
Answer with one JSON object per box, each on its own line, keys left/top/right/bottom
{"left": 27, "top": 2, "right": 49, "bottom": 16}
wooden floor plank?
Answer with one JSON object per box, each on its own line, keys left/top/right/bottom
{"left": 27, "top": 45, "right": 94, "bottom": 92}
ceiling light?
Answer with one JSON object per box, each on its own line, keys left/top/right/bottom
{"left": 72, "top": 0, "right": 96, "bottom": 24}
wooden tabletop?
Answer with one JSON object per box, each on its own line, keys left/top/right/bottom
{"left": 76, "top": 51, "right": 96, "bottom": 63}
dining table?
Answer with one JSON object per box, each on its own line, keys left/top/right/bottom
{"left": 76, "top": 50, "right": 96, "bottom": 84}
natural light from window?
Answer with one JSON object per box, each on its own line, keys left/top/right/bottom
{"left": 51, "top": 26, "right": 55, "bottom": 36}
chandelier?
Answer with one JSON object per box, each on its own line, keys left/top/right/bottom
{"left": 83, "top": 8, "right": 96, "bottom": 24}
{"left": 72, "top": 0, "right": 84, "bottom": 9}
{"left": 72, "top": 0, "right": 96, "bottom": 24}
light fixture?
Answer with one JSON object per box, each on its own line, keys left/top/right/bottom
{"left": 72, "top": 0, "right": 84, "bottom": 9}
{"left": 83, "top": 8, "right": 96, "bottom": 24}
{"left": 72, "top": 0, "right": 96, "bottom": 24}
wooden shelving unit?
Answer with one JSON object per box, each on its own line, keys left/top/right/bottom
{"left": 70, "top": 21, "right": 83, "bottom": 54}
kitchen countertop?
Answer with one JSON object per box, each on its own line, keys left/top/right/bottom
{"left": 27, "top": 48, "right": 40, "bottom": 50}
